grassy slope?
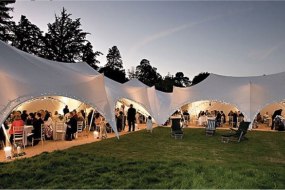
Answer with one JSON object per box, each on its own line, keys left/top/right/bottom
{"left": 0, "top": 127, "right": 284, "bottom": 189}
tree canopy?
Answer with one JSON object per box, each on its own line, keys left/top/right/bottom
{"left": 191, "top": 72, "right": 210, "bottom": 86}
{"left": 0, "top": 0, "right": 15, "bottom": 42}
{"left": 99, "top": 46, "right": 128, "bottom": 83}
{"left": 11, "top": 15, "right": 44, "bottom": 55}
{"left": 135, "top": 59, "right": 162, "bottom": 87}
{"left": 44, "top": 8, "right": 89, "bottom": 62}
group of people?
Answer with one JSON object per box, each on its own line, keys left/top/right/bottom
{"left": 115, "top": 104, "right": 153, "bottom": 133}
{"left": 0, "top": 106, "right": 88, "bottom": 147}
{"left": 0, "top": 104, "right": 155, "bottom": 149}
{"left": 197, "top": 110, "right": 228, "bottom": 127}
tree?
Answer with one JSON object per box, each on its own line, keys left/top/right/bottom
{"left": 11, "top": 15, "right": 45, "bottom": 55}
{"left": 173, "top": 72, "right": 191, "bottom": 87}
{"left": 0, "top": 0, "right": 15, "bottom": 42}
{"left": 127, "top": 66, "right": 138, "bottom": 80}
{"left": 135, "top": 59, "right": 162, "bottom": 87}
{"left": 191, "top": 72, "right": 210, "bottom": 86}
{"left": 155, "top": 73, "right": 174, "bottom": 92}
{"left": 44, "top": 8, "right": 88, "bottom": 62}
{"left": 81, "top": 41, "right": 102, "bottom": 70}
{"left": 99, "top": 46, "right": 127, "bottom": 83}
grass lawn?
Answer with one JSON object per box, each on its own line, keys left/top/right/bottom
{"left": 0, "top": 127, "right": 285, "bottom": 189}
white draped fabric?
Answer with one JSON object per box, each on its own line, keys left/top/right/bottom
{"left": 1, "top": 40, "right": 285, "bottom": 135}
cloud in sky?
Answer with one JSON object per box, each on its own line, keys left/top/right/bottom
{"left": 248, "top": 41, "right": 285, "bottom": 61}
{"left": 128, "top": 7, "right": 254, "bottom": 58}
{"left": 128, "top": 15, "right": 222, "bottom": 58}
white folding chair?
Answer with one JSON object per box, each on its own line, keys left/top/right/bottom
{"left": 205, "top": 119, "right": 216, "bottom": 136}
{"left": 76, "top": 121, "right": 84, "bottom": 138}
{"left": 13, "top": 126, "right": 25, "bottom": 149}
{"left": 55, "top": 121, "right": 66, "bottom": 140}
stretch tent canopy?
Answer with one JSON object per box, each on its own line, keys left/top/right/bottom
{"left": 1, "top": 40, "right": 285, "bottom": 134}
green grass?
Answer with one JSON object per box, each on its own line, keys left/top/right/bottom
{"left": 0, "top": 127, "right": 285, "bottom": 189}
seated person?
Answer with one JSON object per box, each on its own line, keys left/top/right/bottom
{"left": 9, "top": 112, "right": 24, "bottom": 145}
{"left": 28, "top": 112, "right": 44, "bottom": 146}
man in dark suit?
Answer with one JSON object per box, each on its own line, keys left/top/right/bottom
{"left": 63, "top": 105, "right": 70, "bottom": 116}
{"left": 28, "top": 112, "right": 44, "bottom": 146}
{"left": 127, "top": 104, "right": 136, "bottom": 132}
{"left": 66, "top": 112, "right": 77, "bottom": 140}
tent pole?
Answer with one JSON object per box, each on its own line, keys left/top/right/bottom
{"left": 89, "top": 109, "right": 95, "bottom": 132}
{"left": 1, "top": 124, "right": 11, "bottom": 147}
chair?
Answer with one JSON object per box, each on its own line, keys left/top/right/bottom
{"left": 76, "top": 121, "right": 84, "bottom": 138}
{"left": 32, "top": 124, "right": 45, "bottom": 146}
{"left": 171, "top": 117, "right": 183, "bottom": 139}
{"left": 206, "top": 119, "right": 216, "bottom": 136}
{"left": 237, "top": 116, "right": 244, "bottom": 127}
{"left": 228, "top": 116, "right": 233, "bottom": 127}
{"left": 13, "top": 126, "right": 25, "bottom": 149}
{"left": 221, "top": 121, "right": 251, "bottom": 143}
{"left": 55, "top": 121, "right": 66, "bottom": 140}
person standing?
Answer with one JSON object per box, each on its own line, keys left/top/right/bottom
{"left": 127, "top": 104, "right": 136, "bottom": 132}
{"left": 66, "top": 112, "right": 77, "bottom": 140}
{"left": 63, "top": 105, "right": 70, "bottom": 116}
{"left": 146, "top": 116, "right": 153, "bottom": 133}
{"left": 272, "top": 109, "right": 282, "bottom": 130}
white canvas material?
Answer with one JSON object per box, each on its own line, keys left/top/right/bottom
{"left": 1, "top": 40, "right": 284, "bottom": 135}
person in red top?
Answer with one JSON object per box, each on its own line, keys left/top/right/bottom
{"left": 9, "top": 112, "right": 24, "bottom": 144}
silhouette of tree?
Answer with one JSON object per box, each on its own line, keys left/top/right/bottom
{"left": 11, "top": 15, "right": 45, "bottom": 55}
{"left": 99, "top": 46, "right": 127, "bottom": 83}
{"left": 44, "top": 8, "right": 88, "bottom": 62}
{"left": 0, "top": 0, "right": 15, "bottom": 42}
{"left": 135, "top": 59, "right": 162, "bottom": 87}
{"left": 82, "top": 41, "right": 102, "bottom": 70}
{"left": 173, "top": 72, "right": 191, "bottom": 87}
{"left": 191, "top": 72, "right": 210, "bottom": 86}
{"left": 155, "top": 73, "right": 174, "bottom": 92}
{"left": 127, "top": 66, "right": 138, "bottom": 80}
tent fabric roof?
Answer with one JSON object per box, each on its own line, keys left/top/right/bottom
{"left": 1, "top": 40, "right": 285, "bottom": 133}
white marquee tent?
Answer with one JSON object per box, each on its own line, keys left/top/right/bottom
{"left": 1, "top": 40, "right": 285, "bottom": 135}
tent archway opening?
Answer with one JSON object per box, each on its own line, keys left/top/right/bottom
{"left": 176, "top": 100, "right": 241, "bottom": 127}
{"left": 114, "top": 98, "right": 154, "bottom": 132}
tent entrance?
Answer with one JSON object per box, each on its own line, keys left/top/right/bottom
{"left": 177, "top": 100, "right": 240, "bottom": 128}
{"left": 115, "top": 98, "right": 152, "bottom": 132}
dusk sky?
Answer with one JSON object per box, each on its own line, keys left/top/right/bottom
{"left": 11, "top": 0, "right": 285, "bottom": 79}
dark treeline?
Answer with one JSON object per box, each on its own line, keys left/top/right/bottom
{"left": 0, "top": 1, "right": 209, "bottom": 92}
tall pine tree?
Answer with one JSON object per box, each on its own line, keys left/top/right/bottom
{"left": 44, "top": 8, "right": 88, "bottom": 62}
{"left": 0, "top": 0, "right": 15, "bottom": 42}
{"left": 11, "top": 15, "right": 45, "bottom": 55}
{"left": 99, "top": 46, "right": 127, "bottom": 83}
{"left": 81, "top": 41, "right": 102, "bottom": 70}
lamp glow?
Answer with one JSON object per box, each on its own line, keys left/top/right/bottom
{"left": 4, "top": 146, "right": 12, "bottom": 159}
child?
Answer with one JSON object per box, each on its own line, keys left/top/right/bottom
{"left": 146, "top": 116, "right": 153, "bottom": 133}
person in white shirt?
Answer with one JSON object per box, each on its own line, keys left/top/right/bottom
{"left": 146, "top": 116, "right": 153, "bottom": 133}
